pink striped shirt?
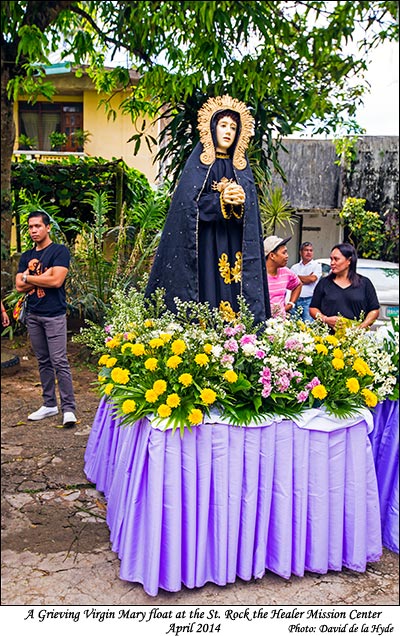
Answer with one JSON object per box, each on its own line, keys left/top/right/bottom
{"left": 267, "top": 267, "right": 301, "bottom": 318}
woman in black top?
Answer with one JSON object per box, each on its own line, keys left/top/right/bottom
{"left": 309, "top": 243, "right": 380, "bottom": 330}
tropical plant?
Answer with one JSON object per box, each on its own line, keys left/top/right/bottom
{"left": 49, "top": 131, "right": 68, "bottom": 150}
{"left": 71, "top": 128, "right": 92, "bottom": 150}
{"left": 17, "top": 133, "right": 37, "bottom": 150}
{"left": 252, "top": 160, "right": 297, "bottom": 236}
{"left": 66, "top": 186, "right": 169, "bottom": 323}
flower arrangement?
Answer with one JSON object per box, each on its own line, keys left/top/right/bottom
{"left": 76, "top": 287, "right": 398, "bottom": 435}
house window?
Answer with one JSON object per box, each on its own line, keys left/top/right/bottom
{"left": 18, "top": 102, "right": 83, "bottom": 151}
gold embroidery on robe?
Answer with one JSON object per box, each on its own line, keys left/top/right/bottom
{"left": 218, "top": 251, "right": 242, "bottom": 284}
{"left": 219, "top": 301, "right": 237, "bottom": 322}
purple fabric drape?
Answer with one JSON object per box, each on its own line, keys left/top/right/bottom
{"left": 84, "top": 398, "right": 382, "bottom": 597}
{"left": 370, "top": 399, "right": 399, "bottom": 553}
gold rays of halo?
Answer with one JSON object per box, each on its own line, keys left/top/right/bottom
{"left": 197, "top": 95, "right": 255, "bottom": 170}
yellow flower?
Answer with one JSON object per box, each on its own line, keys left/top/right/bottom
{"left": 153, "top": 379, "right": 167, "bottom": 395}
{"left": 346, "top": 378, "right": 360, "bottom": 393}
{"left": 149, "top": 338, "right": 164, "bottom": 348}
{"left": 332, "top": 358, "right": 345, "bottom": 370}
{"left": 332, "top": 348, "right": 344, "bottom": 359}
{"left": 315, "top": 344, "right": 328, "bottom": 355}
{"left": 131, "top": 343, "right": 146, "bottom": 356}
{"left": 145, "top": 389, "right": 158, "bottom": 403}
{"left": 325, "top": 335, "right": 339, "bottom": 347}
{"left": 145, "top": 357, "right": 158, "bottom": 371}
{"left": 361, "top": 388, "right": 378, "bottom": 408}
{"left": 166, "top": 393, "right": 181, "bottom": 408}
{"left": 224, "top": 369, "right": 238, "bottom": 383}
{"left": 157, "top": 404, "right": 172, "bottom": 418}
{"left": 353, "top": 358, "right": 373, "bottom": 377}
{"left": 349, "top": 347, "right": 358, "bottom": 356}
{"left": 121, "top": 399, "right": 136, "bottom": 414}
{"left": 105, "top": 338, "right": 119, "bottom": 349}
{"left": 171, "top": 339, "right": 186, "bottom": 354}
{"left": 144, "top": 319, "right": 154, "bottom": 328}
{"left": 160, "top": 333, "right": 172, "bottom": 343}
{"left": 166, "top": 355, "right": 183, "bottom": 369}
{"left": 98, "top": 354, "right": 110, "bottom": 366}
{"left": 121, "top": 342, "right": 135, "bottom": 354}
{"left": 104, "top": 383, "right": 114, "bottom": 396}
{"left": 124, "top": 332, "right": 136, "bottom": 341}
{"left": 311, "top": 384, "right": 328, "bottom": 400}
{"left": 195, "top": 353, "right": 209, "bottom": 366}
{"left": 188, "top": 408, "right": 203, "bottom": 425}
{"left": 203, "top": 343, "right": 213, "bottom": 354}
{"left": 97, "top": 374, "right": 106, "bottom": 383}
{"left": 110, "top": 367, "right": 130, "bottom": 384}
{"left": 106, "top": 357, "right": 117, "bottom": 368}
{"left": 179, "top": 373, "right": 193, "bottom": 387}
{"left": 200, "top": 388, "right": 217, "bottom": 405}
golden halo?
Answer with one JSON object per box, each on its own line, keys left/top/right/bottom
{"left": 197, "top": 95, "right": 254, "bottom": 170}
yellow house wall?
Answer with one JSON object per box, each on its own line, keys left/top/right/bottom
{"left": 83, "top": 91, "right": 159, "bottom": 183}
{"left": 13, "top": 91, "right": 159, "bottom": 185}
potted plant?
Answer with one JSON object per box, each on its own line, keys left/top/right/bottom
{"left": 49, "top": 131, "right": 68, "bottom": 151}
{"left": 71, "top": 128, "right": 92, "bottom": 151}
{"left": 18, "top": 134, "right": 37, "bottom": 150}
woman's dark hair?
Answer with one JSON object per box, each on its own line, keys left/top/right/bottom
{"left": 28, "top": 210, "right": 51, "bottom": 226}
{"left": 211, "top": 109, "right": 241, "bottom": 157}
{"left": 214, "top": 109, "right": 240, "bottom": 127}
{"left": 328, "top": 242, "right": 361, "bottom": 286}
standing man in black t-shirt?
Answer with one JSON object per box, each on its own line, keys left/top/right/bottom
{"left": 16, "top": 211, "right": 77, "bottom": 427}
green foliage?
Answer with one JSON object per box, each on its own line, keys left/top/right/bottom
{"left": 49, "top": 131, "right": 68, "bottom": 149}
{"left": 1, "top": 1, "right": 398, "bottom": 267}
{"left": 11, "top": 157, "right": 152, "bottom": 228}
{"left": 339, "top": 197, "right": 386, "bottom": 259}
{"left": 18, "top": 133, "right": 37, "bottom": 150}
{"left": 333, "top": 136, "right": 360, "bottom": 168}
{"left": 66, "top": 185, "right": 169, "bottom": 323}
{"left": 251, "top": 162, "right": 297, "bottom": 236}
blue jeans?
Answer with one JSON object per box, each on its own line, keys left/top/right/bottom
{"left": 295, "top": 297, "right": 313, "bottom": 322}
{"left": 26, "top": 313, "right": 76, "bottom": 413}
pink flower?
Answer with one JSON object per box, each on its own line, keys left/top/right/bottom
{"left": 262, "top": 385, "right": 272, "bottom": 398}
{"left": 221, "top": 354, "right": 235, "bottom": 366}
{"left": 224, "top": 326, "right": 236, "bottom": 337}
{"left": 285, "top": 338, "right": 303, "bottom": 350}
{"left": 296, "top": 390, "right": 309, "bottom": 402}
{"left": 224, "top": 338, "right": 239, "bottom": 352}
{"left": 240, "top": 334, "right": 257, "bottom": 346}
{"left": 255, "top": 349, "right": 266, "bottom": 359}
{"left": 104, "top": 325, "right": 112, "bottom": 334}
{"left": 306, "top": 376, "right": 321, "bottom": 390}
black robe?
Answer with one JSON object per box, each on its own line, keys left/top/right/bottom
{"left": 145, "top": 142, "right": 270, "bottom": 325}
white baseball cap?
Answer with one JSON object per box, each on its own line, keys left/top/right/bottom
{"left": 263, "top": 235, "right": 291, "bottom": 256}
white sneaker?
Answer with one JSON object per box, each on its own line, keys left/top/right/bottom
{"left": 62, "top": 411, "right": 77, "bottom": 427}
{"left": 28, "top": 406, "right": 59, "bottom": 421}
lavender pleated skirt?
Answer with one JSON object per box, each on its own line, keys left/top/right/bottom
{"left": 84, "top": 398, "right": 382, "bottom": 596}
{"left": 369, "top": 399, "right": 399, "bottom": 553}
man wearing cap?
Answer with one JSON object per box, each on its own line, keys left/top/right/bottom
{"left": 290, "top": 242, "right": 322, "bottom": 321}
{"left": 264, "top": 235, "right": 302, "bottom": 319}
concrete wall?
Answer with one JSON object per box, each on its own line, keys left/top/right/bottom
{"left": 270, "top": 136, "right": 399, "bottom": 261}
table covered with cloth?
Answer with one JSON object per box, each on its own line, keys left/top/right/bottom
{"left": 84, "top": 398, "right": 382, "bottom": 597}
{"left": 369, "top": 399, "right": 399, "bottom": 554}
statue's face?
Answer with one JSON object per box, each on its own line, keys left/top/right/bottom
{"left": 215, "top": 116, "right": 238, "bottom": 153}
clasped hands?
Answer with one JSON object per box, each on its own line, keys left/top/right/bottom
{"left": 222, "top": 182, "right": 245, "bottom": 206}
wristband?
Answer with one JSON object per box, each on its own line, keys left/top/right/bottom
{"left": 287, "top": 301, "right": 295, "bottom": 308}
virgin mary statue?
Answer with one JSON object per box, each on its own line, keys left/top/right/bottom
{"left": 145, "top": 95, "right": 270, "bottom": 324}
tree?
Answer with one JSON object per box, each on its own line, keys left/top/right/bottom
{"left": 1, "top": 1, "right": 398, "bottom": 289}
